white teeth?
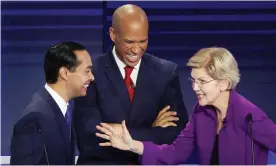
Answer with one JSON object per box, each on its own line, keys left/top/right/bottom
{"left": 128, "top": 54, "right": 138, "bottom": 61}
{"left": 83, "top": 84, "right": 89, "bottom": 88}
{"left": 128, "top": 54, "right": 137, "bottom": 57}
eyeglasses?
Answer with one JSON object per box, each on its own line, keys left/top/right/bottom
{"left": 188, "top": 77, "right": 216, "bottom": 88}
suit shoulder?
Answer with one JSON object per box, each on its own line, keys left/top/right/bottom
{"left": 232, "top": 91, "right": 267, "bottom": 120}
{"left": 16, "top": 91, "right": 51, "bottom": 129}
{"left": 241, "top": 97, "right": 267, "bottom": 120}
{"left": 145, "top": 53, "right": 177, "bottom": 73}
{"left": 13, "top": 111, "right": 44, "bottom": 133}
{"left": 14, "top": 92, "right": 50, "bottom": 131}
{"left": 93, "top": 52, "right": 108, "bottom": 69}
{"left": 22, "top": 92, "right": 49, "bottom": 116}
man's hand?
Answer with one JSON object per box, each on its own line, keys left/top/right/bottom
{"left": 152, "top": 105, "right": 179, "bottom": 128}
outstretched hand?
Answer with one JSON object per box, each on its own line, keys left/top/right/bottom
{"left": 96, "top": 120, "right": 133, "bottom": 151}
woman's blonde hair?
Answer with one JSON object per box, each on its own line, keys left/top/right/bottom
{"left": 187, "top": 47, "right": 240, "bottom": 89}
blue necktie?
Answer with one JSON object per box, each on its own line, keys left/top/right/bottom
{"left": 65, "top": 106, "right": 72, "bottom": 139}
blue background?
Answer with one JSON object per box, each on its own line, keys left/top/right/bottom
{"left": 1, "top": 1, "right": 276, "bottom": 164}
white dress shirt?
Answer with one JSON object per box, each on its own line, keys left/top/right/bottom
{"left": 112, "top": 46, "right": 141, "bottom": 86}
{"left": 44, "top": 84, "right": 68, "bottom": 117}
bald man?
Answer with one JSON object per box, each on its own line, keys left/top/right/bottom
{"left": 73, "top": 4, "right": 188, "bottom": 164}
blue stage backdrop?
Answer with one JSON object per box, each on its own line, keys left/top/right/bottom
{"left": 2, "top": 1, "right": 276, "bottom": 164}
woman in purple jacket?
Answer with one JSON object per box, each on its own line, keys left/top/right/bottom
{"left": 96, "top": 47, "right": 276, "bottom": 165}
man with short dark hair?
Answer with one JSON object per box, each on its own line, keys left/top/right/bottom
{"left": 10, "top": 41, "right": 94, "bottom": 165}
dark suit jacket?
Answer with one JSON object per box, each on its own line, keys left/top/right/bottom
{"left": 73, "top": 50, "right": 188, "bottom": 164}
{"left": 10, "top": 88, "right": 75, "bottom": 165}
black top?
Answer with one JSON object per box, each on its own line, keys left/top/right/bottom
{"left": 210, "top": 134, "right": 219, "bottom": 165}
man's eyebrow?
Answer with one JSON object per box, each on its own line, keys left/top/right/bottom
{"left": 124, "top": 38, "right": 148, "bottom": 42}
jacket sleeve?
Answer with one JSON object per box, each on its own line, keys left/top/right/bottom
{"left": 250, "top": 109, "right": 276, "bottom": 152}
{"left": 141, "top": 110, "right": 197, "bottom": 165}
{"left": 10, "top": 120, "right": 46, "bottom": 165}
{"left": 128, "top": 65, "right": 189, "bottom": 144}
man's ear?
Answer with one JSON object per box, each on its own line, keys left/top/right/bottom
{"left": 109, "top": 27, "right": 116, "bottom": 43}
{"left": 59, "top": 67, "right": 69, "bottom": 81}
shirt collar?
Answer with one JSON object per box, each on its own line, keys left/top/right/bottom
{"left": 44, "top": 83, "right": 69, "bottom": 116}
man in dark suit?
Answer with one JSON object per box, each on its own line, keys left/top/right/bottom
{"left": 73, "top": 4, "right": 188, "bottom": 164}
{"left": 10, "top": 42, "right": 94, "bottom": 165}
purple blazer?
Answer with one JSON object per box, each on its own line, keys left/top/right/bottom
{"left": 142, "top": 90, "right": 276, "bottom": 165}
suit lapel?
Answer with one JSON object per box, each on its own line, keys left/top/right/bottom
{"left": 130, "top": 55, "right": 153, "bottom": 118}
{"left": 39, "top": 88, "right": 71, "bottom": 162}
{"left": 70, "top": 125, "right": 76, "bottom": 164}
{"left": 104, "top": 51, "right": 132, "bottom": 115}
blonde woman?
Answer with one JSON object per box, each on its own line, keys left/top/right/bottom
{"left": 95, "top": 47, "right": 276, "bottom": 165}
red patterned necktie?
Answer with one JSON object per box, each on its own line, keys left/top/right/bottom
{"left": 124, "top": 66, "right": 135, "bottom": 102}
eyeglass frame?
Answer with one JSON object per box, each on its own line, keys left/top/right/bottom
{"left": 188, "top": 77, "right": 217, "bottom": 88}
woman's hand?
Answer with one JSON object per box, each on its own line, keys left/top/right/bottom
{"left": 96, "top": 120, "right": 133, "bottom": 151}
